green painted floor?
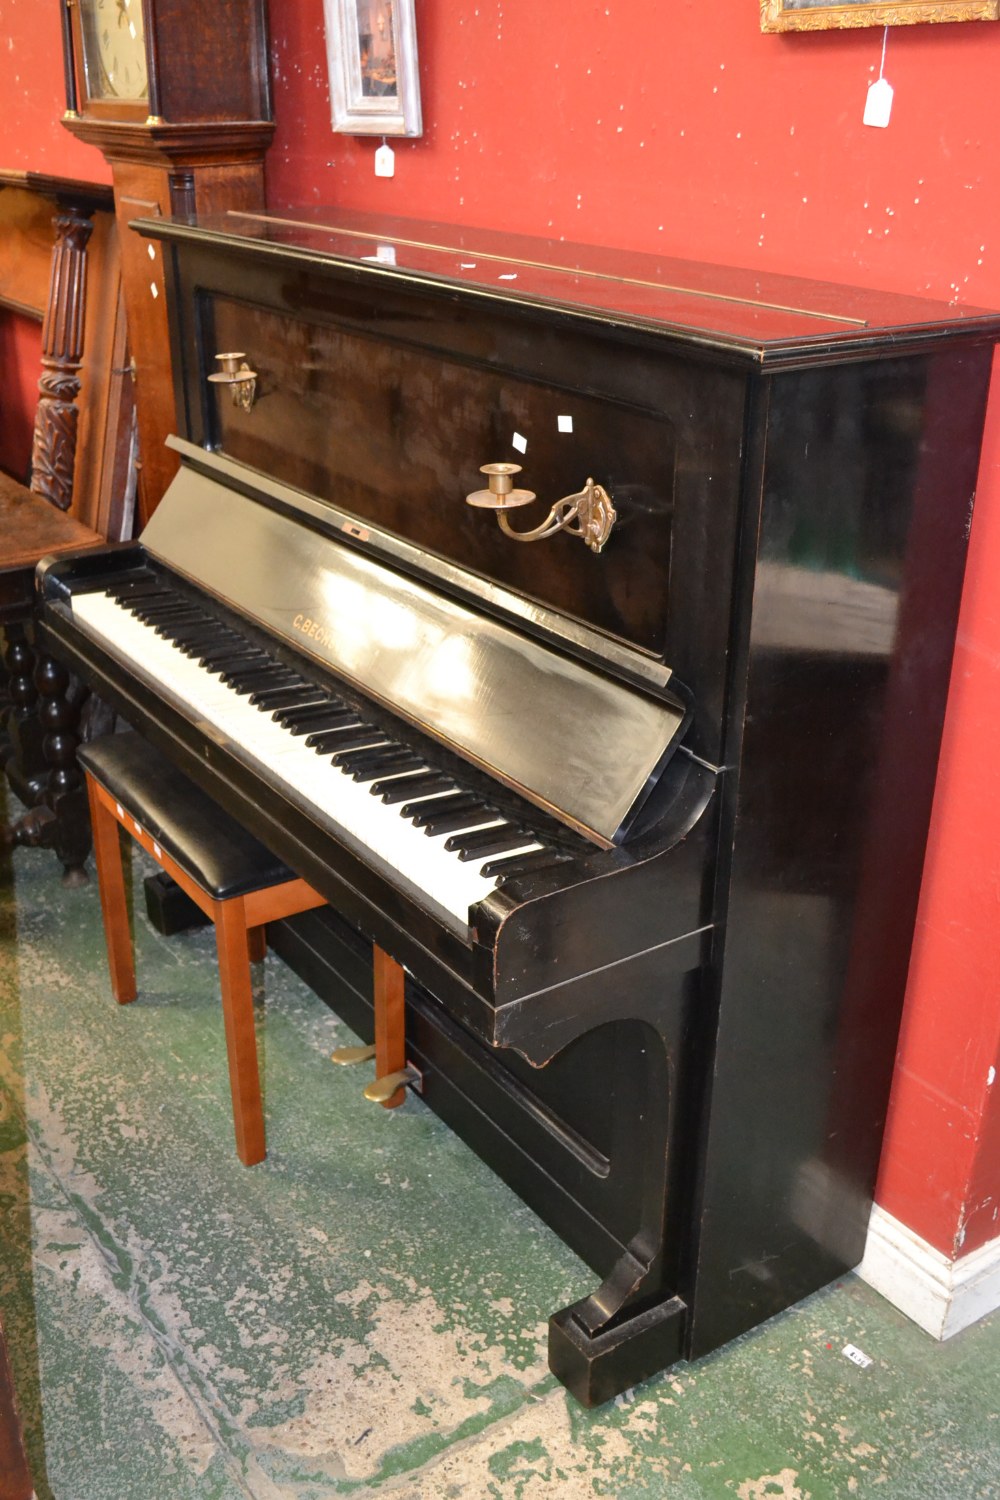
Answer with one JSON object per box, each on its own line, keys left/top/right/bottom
{"left": 1, "top": 793, "right": 998, "bottom": 1498}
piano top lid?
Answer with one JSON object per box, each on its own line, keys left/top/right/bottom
{"left": 136, "top": 206, "right": 1000, "bottom": 363}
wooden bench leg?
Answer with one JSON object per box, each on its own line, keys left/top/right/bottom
{"left": 85, "top": 775, "right": 137, "bottom": 1004}
{"left": 247, "top": 925, "right": 267, "bottom": 964}
{"left": 213, "top": 896, "right": 266, "bottom": 1166}
{"left": 373, "top": 946, "right": 407, "bottom": 1109}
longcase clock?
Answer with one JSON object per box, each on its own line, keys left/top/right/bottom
{"left": 61, "top": 0, "right": 274, "bottom": 524}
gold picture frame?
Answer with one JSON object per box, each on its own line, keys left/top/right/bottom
{"left": 761, "top": 0, "right": 998, "bottom": 30}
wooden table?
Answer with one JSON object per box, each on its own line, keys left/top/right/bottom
{"left": 0, "top": 472, "right": 103, "bottom": 622}
{"left": 1, "top": 472, "right": 104, "bottom": 878}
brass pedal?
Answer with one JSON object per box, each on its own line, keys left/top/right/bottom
{"left": 330, "top": 1043, "right": 377, "bottom": 1066}
{"left": 363, "top": 1063, "right": 422, "bottom": 1105}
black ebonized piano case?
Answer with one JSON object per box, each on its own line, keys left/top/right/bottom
{"left": 37, "top": 209, "right": 1000, "bottom": 1404}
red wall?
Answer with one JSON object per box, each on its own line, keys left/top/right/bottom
{"left": 0, "top": 313, "right": 41, "bottom": 480}
{"left": 3, "top": 0, "right": 999, "bottom": 1259}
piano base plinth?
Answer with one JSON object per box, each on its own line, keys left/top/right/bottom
{"left": 548, "top": 1293, "right": 687, "bottom": 1408}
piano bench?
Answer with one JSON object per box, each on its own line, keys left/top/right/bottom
{"left": 77, "top": 732, "right": 326, "bottom": 1167}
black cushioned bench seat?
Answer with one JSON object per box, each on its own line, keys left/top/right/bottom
{"left": 78, "top": 731, "right": 294, "bottom": 900}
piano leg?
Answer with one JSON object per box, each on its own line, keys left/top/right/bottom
{"left": 549, "top": 1266, "right": 686, "bottom": 1408}
{"left": 547, "top": 1007, "right": 690, "bottom": 1406}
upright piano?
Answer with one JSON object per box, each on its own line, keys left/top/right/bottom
{"left": 36, "top": 209, "right": 1000, "bottom": 1404}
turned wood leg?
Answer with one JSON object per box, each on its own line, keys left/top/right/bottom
{"left": 1, "top": 624, "right": 47, "bottom": 804}
{"left": 373, "top": 946, "right": 407, "bottom": 1109}
{"left": 86, "top": 777, "right": 137, "bottom": 1004}
{"left": 213, "top": 896, "right": 266, "bottom": 1167}
{"left": 35, "top": 653, "right": 91, "bottom": 884}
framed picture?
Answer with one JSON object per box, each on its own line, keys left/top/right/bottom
{"left": 323, "top": 0, "right": 422, "bottom": 137}
{"left": 762, "top": 0, "right": 997, "bottom": 30}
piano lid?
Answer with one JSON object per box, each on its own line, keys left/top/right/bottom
{"left": 136, "top": 206, "right": 1000, "bottom": 362}
{"left": 140, "top": 465, "right": 686, "bottom": 847}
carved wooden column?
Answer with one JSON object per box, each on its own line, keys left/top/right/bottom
{"left": 29, "top": 200, "right": 95, "bottom": 511}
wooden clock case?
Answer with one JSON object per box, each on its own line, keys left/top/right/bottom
{"left": 61, "top": 0, "right": 274, "bottom": 523}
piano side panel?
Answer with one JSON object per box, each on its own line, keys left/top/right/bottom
{"left": 164, "top": 239, "right": 750, "bottom": 765}
{"left": 684, "top": 341, "right": 996, "bottom": 1358}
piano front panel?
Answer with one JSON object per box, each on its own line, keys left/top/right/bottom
{"left": 206, "top": 293, "right": 676, "bottom": 655}
{"left": 168, "top": 239, "right": 751, "bottom": 764}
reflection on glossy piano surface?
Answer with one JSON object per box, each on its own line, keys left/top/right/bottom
{"left": 37, "top": 209, "right": 1000, "bottom": 1404}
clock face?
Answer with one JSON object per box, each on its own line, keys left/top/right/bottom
{"left": 79, "top": 0, "right": 149, "bottom": 104}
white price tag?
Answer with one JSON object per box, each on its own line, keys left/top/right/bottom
{"left": 863, "top": 77, "right": 893, "bottom": 129}
{"left": 374, "top": 142, "right": 395, "bottom": 177}
{"left": 842, "top": 1343, "right": 874, "bottom": 1369}
{"left": 512, "top": 432, "right": 528, "bottom": 454}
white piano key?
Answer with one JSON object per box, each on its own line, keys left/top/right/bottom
{"left": 71, "top": 590, "right": 544, "bottom": 931}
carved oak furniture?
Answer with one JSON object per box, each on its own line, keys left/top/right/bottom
{"left": 37, "top": 209, "right": 1000, "bottom": 1403}
{"left": 59, "top": 0, "right": 274, "bottom": 523}
{"left": 0, "top": 172, "right": 118, "bottom": 878}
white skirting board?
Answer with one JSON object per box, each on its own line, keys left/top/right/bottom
{"left": 858, "top": 1204, "right": 1000, "bottom": 1340}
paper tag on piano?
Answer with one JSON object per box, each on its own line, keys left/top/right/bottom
{"left": 375, "top": 142, "right": 395, "bottom": 177}
{"left": 863, "top": 77, "right": 893, "bottom": 129}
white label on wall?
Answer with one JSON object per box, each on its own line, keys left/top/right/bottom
{"left": 863, "top": 78, "right": 893, "bottom": 129}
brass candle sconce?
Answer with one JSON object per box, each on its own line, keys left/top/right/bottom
{"left": 466, "top": 463, "right": 617, "bottom": 553}
{"left": 208, "top": 351, "right": 258, "bottom": 413}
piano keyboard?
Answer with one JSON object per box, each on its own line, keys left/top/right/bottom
{"left": 70, "top": 577, "right": 575, "bottom": 933}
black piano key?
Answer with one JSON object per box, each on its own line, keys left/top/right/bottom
{"left": 273, "top": 703, "right": 348, "bottom": 730}
{"left": 266, "top": 695, "right": 331, "bottom": 723}
{"left": 225, "top": 667, "right": 298, "bottom": 691}
{"left": 248, "top": 683, "right": 317, "bottom": 708}
{"left": 371, "top": 772, "right": 455, "bottom": 804}
{"left": 160, "top": 624, "right": 217, "bottom": 644}
{"left": 201, "top": 648, "right": 270, "bottom": 670}
{"left": 108, "top": 582, "right": 173, "bottom": 602}
{"left": 181, "top": 635, "right": 243, "bottom": 659}
{"left": 480, "top": 849, "right": 572, "bottom": 879}
{"left": 111, "top": 588, "right": 176, "bottom": 608}
{"left": 329, "top": 740, "right": 395, "bottom": 770}
{"left": 345, "top": 752, "right": 424, "bottom": 783}
{"left": 303, "top": 724, "right": 377, "bottom": 751}
{"left": 169, "top": 622, "right": 230, "bottom": 642}
{"left": 445, "top": 825, "right": 531, "bottom": 859}
{"left": 404, "top": 792, "right": 482, "bottom": 825}
{"left": 421, "top": 804, "right": 498, "bottom": 837}
{"left": 140, "top": 610, "right": 205, "bottom": 630}
{"left": 131, "top": 601, "right": 201, "bottom": 620}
